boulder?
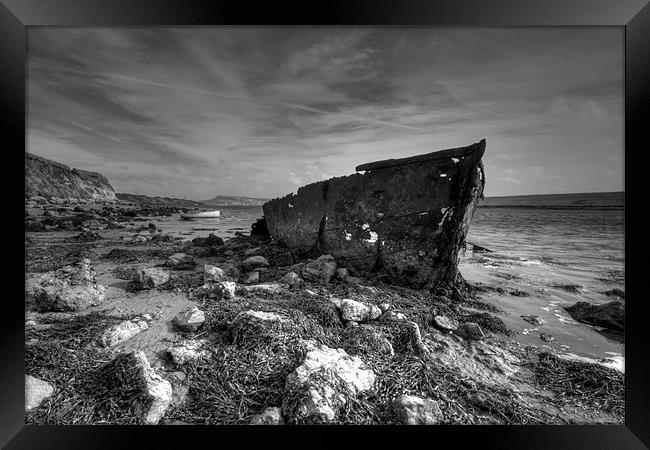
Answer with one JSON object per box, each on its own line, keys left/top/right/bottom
{"left": 432, "top": 315, "right": 459, "bottom": 332}
{"left": 282, "top": 344, "right": 375, "bottom": 423}
{"left": 455, "top": 322, "right": 485, "bottom": 341}
{"left": 32, "top": 259, "right": 105, "bottom": 311}
{"left": 172, "top": 306, "right": 205, "bottom": 332}
{"left": 101, "top": 319, "right": 148, "bottom": 347}
{"left": 167, "top": 340, "right": 211, "bottom": 365}
{"left": 25, "top": 375, "right": 54, "bottom": 411}
{"left": 250, "top": 406, "right": 285, "bottom": 425}
{"left": 378, "top": 303, "right": 391, "bottom": 313}
{"left": 203, "top": 264, "right": 227, "bottom": 282}
{"left": 165, "top": 253, "right": 195, "bottom": 269}
{"left": 280, "top": 271, "right": 303, "bottom": 286}
{"left": 136, "top": 267, "right": 171, "bottom": 289}
{"left": 340, "top": 299, "right": 382, "bottom": 323}
{"left": 392, "top": 395, "right": 443, "bottom": 425}
{"left": 300, "top": 255, "right": 337, "bottom": 284}
{"left": 564, "top": 301, "right": 624, "bottom": 332}
{"left": 241, "top": 256, "right": 270, "bottom": 272}
{"left": 102, "top": 351, "right": 172, "bottom": 425}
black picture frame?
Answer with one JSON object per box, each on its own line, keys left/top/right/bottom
{"left": 4, "top": 0, "right": 648, "bottom": 448}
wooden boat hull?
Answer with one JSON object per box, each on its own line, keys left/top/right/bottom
{"left": 262, "top": 140, "right": 486, "bottom": 289}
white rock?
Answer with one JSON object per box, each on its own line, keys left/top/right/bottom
{"left": 235, "top": 310, "right": 287, "bottom": 323}
{"left": 136, "top": 267, "right": 171, "bottom": 289}
{"left": 239, "top": 283, "right": 283, "bottom": 294}
{"left": 32, "top": 259, "right": 105, "bottom": 311}
{"left": 340, "top": 299, "right": 383, "bottom": 323}
{"left": 432, "top": 315, "right": 459, "bottom": 332}
{"left": 283, "top": 344, "right": 375, "bottom": 422}
{"left": 393, "top": 395, "right": 443, "bottom": 425}
{"left": 280, "top": 271, "right": 302, "bottom": 286}
{"left": 101, "top": 320, "right": 148, "bottom": 347}
{"left": 204, "top": 264, "right": 227, "bottom": 282}
{"left": 172, "top": 306, "right": 205, "bottom": 332}
{"left": 378, "top": 303, "right": 391, "bottom": 313}
{"left": 167, "top": 340, "right": 211, "bottom": 365}
{"left": 25, "top": 375, "right": 54, "bottom": 411}
{"left": 217, "top": 281, "right": 237, "bottom": 299}
{"left": 250, "top": 406, "right": 285, "bottom": 425}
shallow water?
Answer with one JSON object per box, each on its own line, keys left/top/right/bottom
{"left": 461, "top": 207, "right": 624, "bottom": 371}
{"left": 148, "top": 205, "right": 264, "bottom": 241}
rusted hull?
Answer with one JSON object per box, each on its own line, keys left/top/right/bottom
{"left": 263, "top": 140, "right": 486, "bottom": 289}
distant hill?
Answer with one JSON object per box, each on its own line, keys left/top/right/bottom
{"left": 25, "top": 153, "right": 117, "bottom": 201}
{"left": 199, "top": 195, "right": 270, "bottom": 206}
{"left": 479, "top": 192, "right": 624, "bottom": 209}
{"left": 116, "top": 193, "right": 205, "bottom": 209}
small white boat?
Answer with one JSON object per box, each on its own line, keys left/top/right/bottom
{"left": 180, "top": 210, "right": 221, "bottom": 220}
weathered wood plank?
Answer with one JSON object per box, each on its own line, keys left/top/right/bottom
{"left": 356, "top": 139, "right": 485, "bottom": 172}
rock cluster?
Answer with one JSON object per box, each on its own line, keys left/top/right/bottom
{"left": 33, "top": 259, "right": 105, "bottom": 311}
{"left": 282, "top": 344, "right": 375, "bottom": 423}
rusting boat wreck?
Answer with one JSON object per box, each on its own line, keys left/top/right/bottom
{"left": 263, "top": 139, "right": 486, "bottom": 290}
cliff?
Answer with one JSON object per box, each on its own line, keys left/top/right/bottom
{"left": 25, "top": 153, "right": 117, "bottom": 201}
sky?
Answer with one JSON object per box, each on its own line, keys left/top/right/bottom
{"left": 27, "top": 27, "right": 624, "bottom": 200}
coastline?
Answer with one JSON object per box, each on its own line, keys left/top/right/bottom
{"left": 24, "top": 197, "right": 625, "bottom": 425}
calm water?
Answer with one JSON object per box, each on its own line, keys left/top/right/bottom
{"left": 152, "top": 203, "right": 625, "bottom": 369}
{"left": 461, "top": 207, "right": 624, "bottom": 370}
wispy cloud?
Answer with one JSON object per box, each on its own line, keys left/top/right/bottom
{"left": 27, "top": 28, "right": 623, "bottom": 199}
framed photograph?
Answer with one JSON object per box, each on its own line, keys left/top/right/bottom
{"left": 5, "top": 0, "right": 648, "bottom": 448}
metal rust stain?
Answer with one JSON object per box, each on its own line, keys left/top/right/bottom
{"left": 262, "top": 139, "right": 486, "bottom": 289}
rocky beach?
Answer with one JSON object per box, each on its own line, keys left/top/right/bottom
{"left": 24, "top": 178, "right": 624, "bottom": 425}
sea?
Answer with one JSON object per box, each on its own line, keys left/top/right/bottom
{"left": 151, "top": 192, "right": 625, "bottom": 370}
